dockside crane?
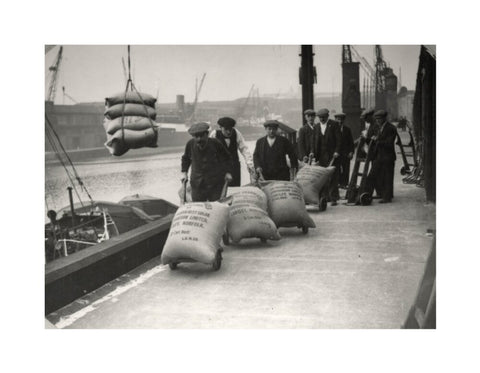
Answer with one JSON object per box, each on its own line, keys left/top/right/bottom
{"left": 350, "top": 45, "right": 376, "bottom": 108}
{"left": 62, "top": 86, "right": 78, "bottom": 104}
{"left": 375, "top": 45, "right": 388, "bottom": 96}
{"left": 237, "top": 84, "right": 255, "bottom": 119}
{"left": 46, "top": 46, "right": 63, "bottom": 103}
{"left": 187, "top": 73, "right": 206, "bottom": 123}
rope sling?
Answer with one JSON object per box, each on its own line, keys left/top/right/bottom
{"left": 118, "top": 45, "right": 158, "bottom": 148}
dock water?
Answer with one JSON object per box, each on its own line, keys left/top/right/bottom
{"left": 46, "top": 151, "right": 435, "bottom": 329}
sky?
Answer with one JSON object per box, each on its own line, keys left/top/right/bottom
{"left": 45, "top": 45, "right": 421, "bottom": 104}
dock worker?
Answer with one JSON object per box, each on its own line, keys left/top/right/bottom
{"left": 316, "top": 108, "right": 341, "bottom": 206}
{"left": 365, "top": 110, "right": 397, "bottom": 203}
{"left": 334, "top": 112, "right": 355, "bottom": 189}
{"left": 181, "top": 122, "right": 233, "bottom": 202}
{"left": 297, "top": 109, "right": 319, "bottom": 163}
{"left": 253, "top": 120, "right": 298, "bottom": 181}
{"left": 209, "top": 116, "right": 254, "bottom": 186}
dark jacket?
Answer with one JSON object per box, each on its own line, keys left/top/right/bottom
{"left": 297, "top": 124, "right": 319, "bottom": 160}
{"left": 318, "top": 119, "right": 341, "bottom": 157}
{"left": 253, "top": 135, "right": 298, "bottom": 181}
{"left": 339, "top": 124, "right": 355, "bottom": 156}
{"left": 371, "top": 121, "right": 397, "bottom": 162}
{"left": 181, "top": 137, "right": 233, "bottom": 189}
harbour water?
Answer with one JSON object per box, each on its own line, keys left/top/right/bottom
{"left": 45, "top": 141, "right": 257, "bottom": 215}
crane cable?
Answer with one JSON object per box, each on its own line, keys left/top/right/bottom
{"left": 45, "top": 113, "right": 95, "bottom": 206}
{"left": 119, "top": 45, "right": 158, "bottom": 146}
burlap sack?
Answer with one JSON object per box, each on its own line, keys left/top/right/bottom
{"left": 105, "top": 116, "right": 156, "bottom": 135}
{"left": 295, "top": 165, "right": 336, "bottom": 204}
{"left": 161, "top": 202, "right": 229, "bottom": 265}
{"left": 105, "top": 91, "right": 157, "bottom": 108}
{"left": 105, "top": 127, "right": 158, "bottom": 156}
{"left": 228, "top": 203, "right": 281, "bottom": 243}
{"left": 230, "top": 186, "right": 268, "bottom": 211}
{"left": 262, "top": 181, "right": 316, "bottom": 228}
{"left": 104, "top": 103, "right": 157, "bottom": 120}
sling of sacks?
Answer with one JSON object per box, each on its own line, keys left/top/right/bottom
{"left": 261, "top": 181, "right": 316, "bottom": 229}
{"left": 227, "top": 186, "right": 281, "bottom": 243}
{"left": 103, "top": 91, "right": 158, "bottom": 156}
{"left": 295, "top": 165, "right": 335, "bottom": 204}
{"left": 161, "top": 202, "right": 229, "bottom": 265}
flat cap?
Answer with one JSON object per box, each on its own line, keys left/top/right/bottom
{"left": 373, "top": 110, "right": 388, "bottom": 118}
{"left": 263, "top": 120, "right": 280, "bottom": 128}
{"left": 304, "top": 109, "right": 316, "bottom": 115}
{"left": 188, "top": 122, "right": 210, "bottom": 135}
{"left": 360, "top": 108, "right": 374, "bottom": 118}
{"left": 217, "top": 117, "right": 236, "bottom": 128}
{"left": 334, "top": 112, "right": 346, "bottom": 118}
{"left": 317, "top": 108, "right": 329, "bottom": 116}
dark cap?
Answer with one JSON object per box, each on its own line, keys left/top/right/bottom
{"left": 334, "top": 112, "right": 346, "bottom": 118}
{"left": 217, "top": 117, "right": 236, "bottom": 128}
{"left": 373, "top": 110, "right": 388, "bottom": 118}
{"left": 263, "top": 120, "right": 280, "bottom": 128}
{"left": 188, "top": 122, "right": 210, "bottom": 135}
{"left": 304, "top": 109, "right": 316, "bottom": 116}
{"left": 360, "top": 108, "right": 374, "bottom": 118}
{"left": 317, "top": 108, "right": 329, "bottom": 116}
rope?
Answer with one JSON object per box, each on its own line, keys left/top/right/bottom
{"left": 46, "top": 114, "right": 95, "bottom": 206}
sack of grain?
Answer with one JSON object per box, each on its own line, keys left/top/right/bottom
{"left": 104, "top": 132, "right": 129, "bottom": 156}
{"left": 105, "top": 91, "right": 157, "bottom": 108}
{"left": 295, "top": 165, "right": 335, "bottom": 204}
{"left": 228, "top": 203, "right": 281, "bottom": 243}
{"left": 262, "top": 181, "right": 315, "bottom": 229}
{"left": 105, "top": 115, "right": 157, "bottom": 135}
{"left": 106, "top": 127, "right": 158, "bottom": 150}
{"left": 230, "top": 186, "right": 268, "bottom": 211}
{"left": 161, "top": 202, "right": 229, "bottom": 265}
{"left": 104, "top": 103, "right": 157, "bottom": 120}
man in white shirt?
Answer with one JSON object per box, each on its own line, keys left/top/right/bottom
{"left": 209, "top": 117, "right": 254, "bottom": 186}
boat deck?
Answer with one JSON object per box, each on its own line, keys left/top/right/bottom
{"left": 47, "top": 161, "right": 435, "bottom": 329}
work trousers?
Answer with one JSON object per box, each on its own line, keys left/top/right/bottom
{"left": 338, "top": 155, "right": 351, "bottom": 187}
{"left": 366, "top": 159, "right": 395, "bottom": 201}
{"left": 191, "top": 182, "right": 224, "bottom": 202}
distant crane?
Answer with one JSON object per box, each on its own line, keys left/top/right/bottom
{"left": 46, "top": 46, "right": 63, "bottom": 102}
{"left": 188, "top": 73, "right": 206, "bottom": 123}
{"left": 375, "top": 45, "right": 388, "bottom": 95}
{"left": 237, "top": 84, "right": 255, "bottom": 119}
{"left": 62, "top": 86, "right": 78, "bottom": 104}
{"left": 350, "top": 45, "right": 376, "bottom": 108}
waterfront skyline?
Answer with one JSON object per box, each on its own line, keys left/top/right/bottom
{"left": 45, "top": 45, "right": 420, "bottom": 105}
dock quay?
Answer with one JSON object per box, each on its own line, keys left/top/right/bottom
{"left": 46, "top": 163, "right": 435, "bottom": 329}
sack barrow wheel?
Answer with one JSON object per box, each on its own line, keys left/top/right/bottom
{"left": 212, "top": 249, "right": 222, "bottom": 271}
{"left": 319, "top": 196, "right": 328, "bottom": 212}
{"left": 169, "top": 262, "right": 178, "bottom": 270}
{"left": 359, "top": 192, "right": 372, "bottom": 206}
{"left": 222, "top": 230, "right": 230, "bottom": 246}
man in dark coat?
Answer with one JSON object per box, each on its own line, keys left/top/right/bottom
{"left": 253, "top": 120, "right": 298, "bottom": 181}
{"left": 297, "top": 109, "right": 319, "bottom": 163}
{"left": 209, "top": 116, "right": 253, "bottom": 186}
{"left": 366, "top": 110, "right": 397, "bottom": 203}
{"left": 316, "top": 108, "right": 342, "bottom": 205}
{"left": 334, "top": 112, "right": 355, "bottom": 188}
{"left": 181, "top": 122, "right": 233, "bottom": 202}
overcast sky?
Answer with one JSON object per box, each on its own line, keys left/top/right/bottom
{"left": 45, "top": 45, "right": 421, "bottom": 104}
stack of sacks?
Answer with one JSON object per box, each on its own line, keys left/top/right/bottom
{"left": 103, "top": 91, "right": 158, "bottom": 156}
{"left": 295, "top": 165, "right": 336, "bottom": 204}
{"left": 227, "top": 186, "right": 281, "bottom": 243}
{"left": 161, "top": 202, "right": 229, "bottom": 266}
{"left": 261, "top": 181, "right": 316, "bottom": 229}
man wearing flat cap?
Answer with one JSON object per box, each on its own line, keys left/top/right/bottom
{"left": 334, "top": 113, "right": 355, "bottom": 189}
{"left": 297, "top": 109, "right": 320, "bottom": 163}
{"left": 316, "top": 108, "right": 342, "bottom": 205}
{"left": 181, "top": 122, "right": 233, "bottom": 202}
{"left": 253, "top": 120, "right": 298, "bottom": 181}
{"left": 209, "top": 116, "right": 254, "bottom": 186}
{"left": 365, "top": 110, "right": 397, "bottom": 203}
